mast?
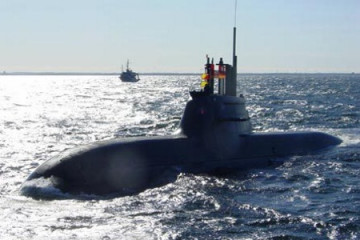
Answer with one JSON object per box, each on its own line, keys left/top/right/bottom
{"left": 225, "top": 26, "right": 237, "bottom": 97}
{"left": 232, "top": 26, "right": 237, "bottom": 93}
{"left": 233, "top": 0, "right": 238, "bottom": 75}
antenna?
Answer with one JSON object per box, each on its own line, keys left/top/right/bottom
{"left": 233, "top": 28, "right": 237, "bottom": 67}
{"left": 225, "top": 0, "right": 238, "bottom": 97}
{"left": 232, "top": 0, "right": 238, "bottom": 92}
{"left": 234, "top": 0, "right": 237, "bottom": 28}
{"left": 233, "top": 0, "right": 237, "bottom": 65}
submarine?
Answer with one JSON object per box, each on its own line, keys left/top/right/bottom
{"left": 22, "top": 27, "right": 341, "bottom": 196}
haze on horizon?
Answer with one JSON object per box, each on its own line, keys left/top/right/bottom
{"left": 1, "top": 0, "right": 359, "bottom": 74}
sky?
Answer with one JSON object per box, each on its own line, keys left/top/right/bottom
{"left": 1, "top": 0, "right": 359, "bottom": 73}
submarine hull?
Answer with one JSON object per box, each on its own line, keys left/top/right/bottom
{"left": 23, "top": 95, "right": 342, "bottom": 196}
{"left": 23, "top": 131, "right": 341, "bottom": 195}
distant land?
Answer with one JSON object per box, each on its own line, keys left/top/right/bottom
{"left": 0, "top": 72, "right": 358, "bottom": 76}
{"left": 0, "top": 72, "right": 200, "bottom": 76}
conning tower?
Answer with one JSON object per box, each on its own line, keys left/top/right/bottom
{"left": 180, "top": 27, "right": 252, "bottom": 137}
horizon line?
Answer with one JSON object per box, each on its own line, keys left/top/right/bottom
{"left": 1, "top": 71, "right": 358, "bottom": 76}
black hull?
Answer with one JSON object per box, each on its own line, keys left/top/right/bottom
{"left": 23, "top": 131, "right": 340, "bottom": 195}
{"left": 21, "top": 24, "right": 342, "bottom": 197}
{"left": 22, "top": 95, "right": 341, "bottom": 196}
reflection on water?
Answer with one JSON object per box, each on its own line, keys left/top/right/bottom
{"left": 0, "top": 74, "right": 359, "bottom": 239}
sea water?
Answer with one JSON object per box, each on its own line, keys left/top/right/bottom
{"left": 0, "top": 74, "right": 359, "bottom": 239}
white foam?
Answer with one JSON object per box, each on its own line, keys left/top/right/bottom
{"left": 335, "top": 128, "right": 360, "bottom": 146}
{"left": 19, "top": 177, "right": 69, "bottom": 200}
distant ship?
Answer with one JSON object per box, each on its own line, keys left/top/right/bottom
{"left": 119, "top": 60, "right": 140, "bottom": 82}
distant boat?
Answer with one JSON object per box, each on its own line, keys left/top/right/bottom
{"left": 119, "top": 60, "right": 140, "bottom": 82}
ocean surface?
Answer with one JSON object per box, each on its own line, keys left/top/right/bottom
{"left": 0, "top": 74, "right": 359, "bottom": 239}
